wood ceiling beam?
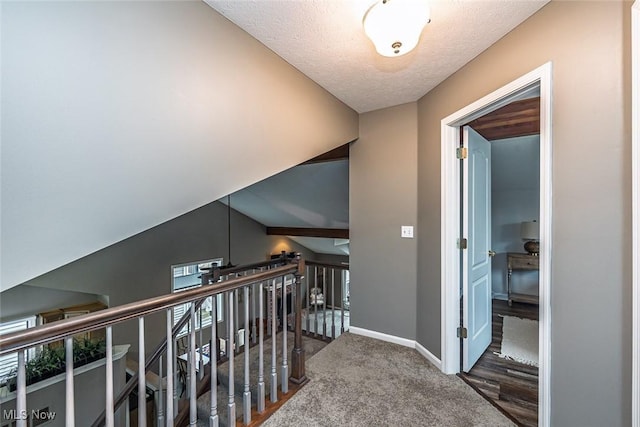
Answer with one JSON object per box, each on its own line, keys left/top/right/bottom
{"left": 301, "top": 141, "right": 353, "bottom": 165}
{"left": 266, "top": 227, "right": 349, "bottom": 239}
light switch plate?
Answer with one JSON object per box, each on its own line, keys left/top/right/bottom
{"left": 401, "top": 226, "right": 414, "bottom": 238}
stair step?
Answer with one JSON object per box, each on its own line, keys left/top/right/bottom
{"left": 216, "top": 331, "right": 327, "bottom": 399}
{"left": 180, "top": 332, "right": 329, "bottom": 426}
{"left": 195, "top": 387, "right": 242, "bottom": 427}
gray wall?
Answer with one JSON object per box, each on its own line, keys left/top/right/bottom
{"left": 351, "top": 102, "right": 418, "bottom": 340}
{"left": 490, "top": 135, "right": 540, "bottom": 297}
{"left": 1, "top": 0, "right": 358, "bottom": 292}
{"left": 416, "top": 2, "right": 631, "bottom": 425}
{"left": 0, "top": 285, "right": 106, "bottom": 323}
{"left": 9, "top": 201, "right": 315, "bottom": 359}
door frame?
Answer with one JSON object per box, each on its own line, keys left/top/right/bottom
{"left": 440, "top": 62, "right": 552, "bottom": 427}
{"left": 632, "top": 1, "right": 639, "bottom": 425}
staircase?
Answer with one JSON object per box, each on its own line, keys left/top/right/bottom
{"left": 190, "top": 331, "right": 328, "bottom": 427}
{"left": 0, "top": 256, "right": 350, "bottom": 427}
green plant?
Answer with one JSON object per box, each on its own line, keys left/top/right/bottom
{"left": 2, "top": 337, "right": 107, "bottom": 391}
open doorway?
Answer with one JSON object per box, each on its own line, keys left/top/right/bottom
{"left": 458, "top": 98, "right": 541, "bottom": 425}
{"left": 440, "top": 63, "right": 552, "bottom": 427}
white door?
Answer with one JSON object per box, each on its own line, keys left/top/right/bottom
{"left": 462, "top": 126, "right": 492, "bottom": 372}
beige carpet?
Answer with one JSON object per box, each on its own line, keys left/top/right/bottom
{"left": 263, "top": 332, "right": 514, "bottom": 427}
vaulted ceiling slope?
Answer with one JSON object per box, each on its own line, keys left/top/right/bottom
{"left": 1, "top": 1, "right": 549, "bottom": 291}
{"left": 0, "top": 1, "right": 357, "bottom": 292}
{"left": 224, "top": 159, "right": 350, "bottom": 255}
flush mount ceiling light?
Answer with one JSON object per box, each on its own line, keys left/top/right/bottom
{"left": 363, "top": 0, "right": 431, "bottom": 57}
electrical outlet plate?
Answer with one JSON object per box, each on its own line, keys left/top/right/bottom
{"left": 401, "top": 225, "right": 414, "bottom": 238}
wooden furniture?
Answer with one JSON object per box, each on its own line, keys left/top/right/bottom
{"left": 507, "top": 252, "right": 539, "bottom": 306}
{"left": 39, "top": 301, "right": 107, "bottom": 347}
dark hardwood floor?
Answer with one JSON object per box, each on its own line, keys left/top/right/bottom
{"left": 459, "top": 299, "right": 538, "bottom": 426}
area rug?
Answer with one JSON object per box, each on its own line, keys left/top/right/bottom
{"left": 495, "top": 315, "right": 539, "bottom": 367}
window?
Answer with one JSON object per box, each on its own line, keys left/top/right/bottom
{"left": 0, "top": 316, "right": 37, "bottom": 383}
{"left": 171, "top": 259, "right": 224, "bottom": 336}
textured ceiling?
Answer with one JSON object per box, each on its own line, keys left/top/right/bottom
{"left": 206, "top": 0, "right": 549, "bottom": 256}
{"left": 205, "top": 0, "right": 549, "bottom": 113}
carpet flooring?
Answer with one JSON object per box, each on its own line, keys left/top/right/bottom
{"left": 262, "top": 332, "right": 514, "bottom": 426}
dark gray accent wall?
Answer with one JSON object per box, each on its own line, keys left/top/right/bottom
{"left": 416, "top": 2, "right": 632, "bottom": 425}
{"left": 351, "top": 102, "right": 418, "bottom": 339}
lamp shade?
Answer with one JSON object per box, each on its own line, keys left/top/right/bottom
{"left": 520, "top": 221, "right": 539, "bottom": 241}
{"left": 363, "top": 0, "right": 431, "bottom": 57}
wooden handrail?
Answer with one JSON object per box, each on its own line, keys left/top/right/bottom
{"left": 0, "top": 264, "right": 297, "bottom": 356}
{"left": 1, "top": 256, "right": 308, "bottom": 427}
{"left": 90, "top": 258, "right": 293, "bottom": 427}
{"left": 305, "top": 260, "right": 349, "bottom": 270}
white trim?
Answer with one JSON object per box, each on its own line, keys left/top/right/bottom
{"left": 349, "top": 326, "right": 415, "bottom": 348}
{"left": 632, "top": 2, "right": 639, "bottom": 426}
{"left": 349, "top": 327, "right": 443, "bottom": 370}
{"left": 415, "top": 341, "right": 442, "bottom": 370}
{"left": 440, "top": 62, "right": 552, "bottom": 427}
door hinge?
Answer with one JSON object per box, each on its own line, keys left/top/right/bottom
{"left": 457, "top": 327, "right": 468, "bottom": 339}
{"left": 458, "top": 238, "right": 468, "bottom": 250}
{"left": 456, "top": 147, "right": 468, "bottom": 159}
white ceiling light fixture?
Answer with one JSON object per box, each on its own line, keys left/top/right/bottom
{"left": 363, "top": 0, "right": 431, "bottom": 57}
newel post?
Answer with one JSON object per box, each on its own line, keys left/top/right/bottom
{"left": 290, "top": 253, "right": 307, "bottom": 384}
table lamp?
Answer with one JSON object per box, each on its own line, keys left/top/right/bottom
{"left": 520, "top": 220, "right": 539, "bottom": 255}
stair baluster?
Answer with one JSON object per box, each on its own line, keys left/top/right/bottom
{"left": 138, "top": 318, "right": 146, "bottom": 427}
{"left": 331, "top": 270, "right": 336, "bottom": 339}
{"left": 281, "top": 276, "right": 289, "bottom": 394}
{"left": 243, "top": 286, "right": 252, "bottom": 425}
{"left": 105, "top": 326, "right": 114, "bottom": 427}
{"left": 189, "top": 304, "right": 197, "bottom": 425}
{"left": 257, "top": 280, "right": 266, "bottom": 413}
{"left": 227, "top": 291, "right": 236, "bottom": 424}
{"left": 210, "top": 293, "right": 219, "bottom": 427}
{"left": 166, "top": 309, "right": 174, "bottom": 426}
{"left": 66, "top": 336, "right": 76, "bottom": 427}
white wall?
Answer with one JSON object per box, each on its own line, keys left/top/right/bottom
{"left": 490, "top": 135, "right": 540, "bottom": 297}
{"left": 0, "top": 1, "right": 358, "bottom": 291}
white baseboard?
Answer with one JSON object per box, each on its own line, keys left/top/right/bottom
{"left": 349, "top": 326, "right": 415, "bottom": 348}
{"left": 492, "top": 292, "right": 508, "bottom": 301}
{"left": 349, "top": 326, "right": 442, "bottom": 370}
{"left": 415, "top": 341, "right": 442, "bottom": 371}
